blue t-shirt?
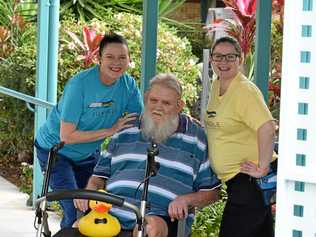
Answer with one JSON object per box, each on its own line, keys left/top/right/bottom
{"left": 36, "top": 65, "right": 143, "bottom": 161}
{"left": 93, "top": 114, "right": 220, "bottom": 233}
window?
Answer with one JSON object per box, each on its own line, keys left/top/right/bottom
{"left": 295, "top": 181, "right": 305, "bottom": 192}
{"left": 297, "top": 128, "right": 307, "bottom": 140}
{"left": 294, "top": 205, "right": 304, "bottom": 217}
{"left": 298, "top": 103, "right": 308, "bottom": 114}
{"left": 302, "top": 25, "right": 312, "bottom": 37}
{"left": 296, "top": 154, "right": 306, "bottom": 166}
{"left": 293, "top": 230, "right": 302, "bottom": 237}
{"left": 303, "top": 0, "right": 313, "bottom": 11}
{"left": 299, "top": 77, "right": 310, "bottom": 89}
{"left": 300, "top": 51, "right": 311, "bottom": 63}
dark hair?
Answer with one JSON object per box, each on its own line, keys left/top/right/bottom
{"left": 99, "top": 33, "right": 129, "bottom": 57}
{"left": 211, "top": 36, "right": 242, "bottom": 56}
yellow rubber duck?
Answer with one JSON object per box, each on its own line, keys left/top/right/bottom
{"left": 78, "top": 191, "right": 121, "bottom": 237}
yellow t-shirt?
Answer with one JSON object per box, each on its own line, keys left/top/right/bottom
{"left": 204, "top": 72, "right": 274, "bottom": 182}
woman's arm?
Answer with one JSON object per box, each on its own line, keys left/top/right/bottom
{"left": 257, "top": 120, "right": 276, "bottom": 171}
{"left": 240, "top": 120, "right": 276, "bottom": 178}
{"left": 60, "top": 113, "right": 138, "bottom": 144}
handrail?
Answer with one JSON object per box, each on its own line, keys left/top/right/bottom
{"left": 0, "top": 86, "right": 54, "bottom": 109}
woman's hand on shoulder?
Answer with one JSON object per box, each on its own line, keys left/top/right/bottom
{"left": 110, "top": 113, "right": 138, "bottom": 135}
{"left": 240, "top": 160, "right": 269, "bottom": 178}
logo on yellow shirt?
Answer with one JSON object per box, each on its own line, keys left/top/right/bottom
{"left": 206, "top": 111, "right": 222, "bottom": 128}
{"left": 206, "top": 110, "right": 216, "bottom": 118}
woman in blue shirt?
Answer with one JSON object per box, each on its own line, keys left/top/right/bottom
{"left": 35, "top": 33, "right": 143, "bottom": 228}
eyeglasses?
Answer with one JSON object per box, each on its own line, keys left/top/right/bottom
{"left": 210, "top": 53, "right": 240, "bottom": 62}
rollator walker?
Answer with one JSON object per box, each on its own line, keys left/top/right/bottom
{"left": 34, "top": 142, "right": 186, "bottom": 237}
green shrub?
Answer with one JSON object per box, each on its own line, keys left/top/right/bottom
{"left": 191, "top": 199, "right": 226, "bottom": 237}
{"left": 19, "top": 162, "right": 33, "bottom": 195}
{"left": 191, "top": 187, "right": 227, "bottom": 236}
{"left": 0, "top": 25, "right": 36, "bottom": 158}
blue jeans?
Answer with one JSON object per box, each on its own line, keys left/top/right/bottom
{"left": 35, "top": 142, "right": 99, "bottom": 228}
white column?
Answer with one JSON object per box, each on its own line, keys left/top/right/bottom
{"left": 275, "top": 0, "right": 316, "bottom": 236}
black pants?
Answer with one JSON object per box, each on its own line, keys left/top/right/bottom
{"left": 219, "top": 173, "right": 274, "bottom": 237}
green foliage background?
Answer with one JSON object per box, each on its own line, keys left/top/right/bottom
{"left": 192, "top": 199, "right": 226, "bottom": 237}
{"left": 0, "top": 26, "right": 36, "bottom": 158}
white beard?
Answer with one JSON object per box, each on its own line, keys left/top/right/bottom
{"left": 142, "top": 109, "right": 179, "bottom": 143}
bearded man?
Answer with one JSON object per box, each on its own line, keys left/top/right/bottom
{"left": 74, "top": 73, "right": 220, "bottom": 237}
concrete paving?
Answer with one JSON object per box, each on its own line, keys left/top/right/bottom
{"left": 0, "top": 176, "right": 60, "bottom": 237}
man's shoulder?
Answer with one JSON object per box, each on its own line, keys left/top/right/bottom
{"left": 187, "top": 115, "right": 202, "bottom": 127}
{"left": 177, "top": 114, "right": 207, "bottom": 146}
{"left": 111, "top": 126, "right": 142, "bottom": 142}
{"left": 180, "top": 114, "right": 204, "bottom": 133}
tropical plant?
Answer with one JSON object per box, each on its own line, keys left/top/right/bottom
{"left": 0, "top": 0, "right": 37, "bottom": 26}
{"left": 159, "top": 0, "right": 186, "bottom": 17}
{"left": 15, "top": 0, "right": 37, "bottom": 22}
{"left": 20, "top": 162, "right": 33, "bottom": 195}
{"left": 269, "top": 18, "right": 283, "bottom": 120}
{"left": 0, "top": 0, "right": 19, "bottom": 26}
{"left": 0, "top": 12, "right": 36, "bottom": 159}
{"left": 60, "top": 0, "right": 186, "bottom": 22}
{"left": 222, "top": 0, "right": 256, "bottom": 54}
{"left": 0, "top": 0, "right": 36, "bottom": 60}
{"left": 191, "top": 187, "right": 227, "bottom": 236}
{"left": 60, "top": 0, "right": 118, "bottom": 22}
{"left": 65, "top": 26, "right": 104, "bottom": 67}
{"left": 191, "top": 199, "right": 226, "bottom": 237}
{"left": 0, "top": 26, "right": 13, "bottom": 59}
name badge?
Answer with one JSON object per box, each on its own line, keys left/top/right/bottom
{"left": 89, "top": 100, "right": 113, "bottom": 108}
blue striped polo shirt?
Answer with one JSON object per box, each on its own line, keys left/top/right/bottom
{"left": 93, "top": 113, "right": 220, "bottom": 232}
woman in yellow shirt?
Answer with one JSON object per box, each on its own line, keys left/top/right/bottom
{"left": 205, "top": 37, "right": 276, "bottom": 237}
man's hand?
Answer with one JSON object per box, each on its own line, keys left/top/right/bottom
{"left": 74, "top": 199, "right": 89, "bottom": 212}
{"left": 168, "top": 196, "right": 190, "bottom": 222}
{"left": 240, "top": 160, "right": 269, "bottom": 178}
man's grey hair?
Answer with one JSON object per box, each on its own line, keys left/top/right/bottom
{"left": 149, "top": 73, "right": 182, "bottom": 97}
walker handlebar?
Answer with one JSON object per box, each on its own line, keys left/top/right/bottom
{"left": 46, "top": 189, "right": 124, "bottom": 206}
{"left": 36, "top": 189, "right": 142, "bottom": 220}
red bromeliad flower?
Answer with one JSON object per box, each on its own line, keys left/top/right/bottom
{"left": 66, "top": 26, "right": 104, "bottom": 67}
{"left": 223, "top": 0, "right": 256, "bottom": 19}
{"left": 222, "top": 0, "right": 256, "bottom": 55}
{"left": 269, "top": 82, "right": 280, "bottom": 97}
{"left": 205, "top": 0, "right": 256, "bottom": 56}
